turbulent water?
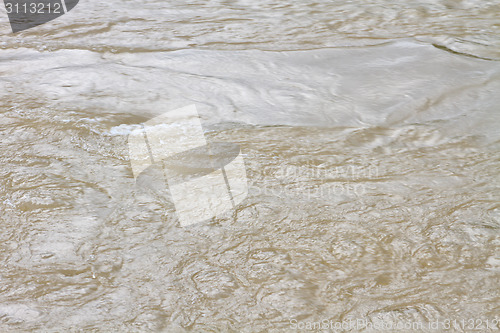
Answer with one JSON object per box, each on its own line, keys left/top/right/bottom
{"left": 1, "top": 0, "right": 499, "bottom": 331}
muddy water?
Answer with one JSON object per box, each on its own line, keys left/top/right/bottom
{"left": 1, "top": 0, "right": 499, "bottom": 331}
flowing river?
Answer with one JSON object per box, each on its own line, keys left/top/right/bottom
{"left": 0, "top": 0, "right": 499, "bottom": 331}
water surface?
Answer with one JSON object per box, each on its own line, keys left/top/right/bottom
{"left": 0, "top": 0, "right": 499, "bottom": 331}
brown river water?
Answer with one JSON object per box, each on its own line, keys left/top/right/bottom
{"left": 0, "top": 0, "right": 499, "bottom": 331}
